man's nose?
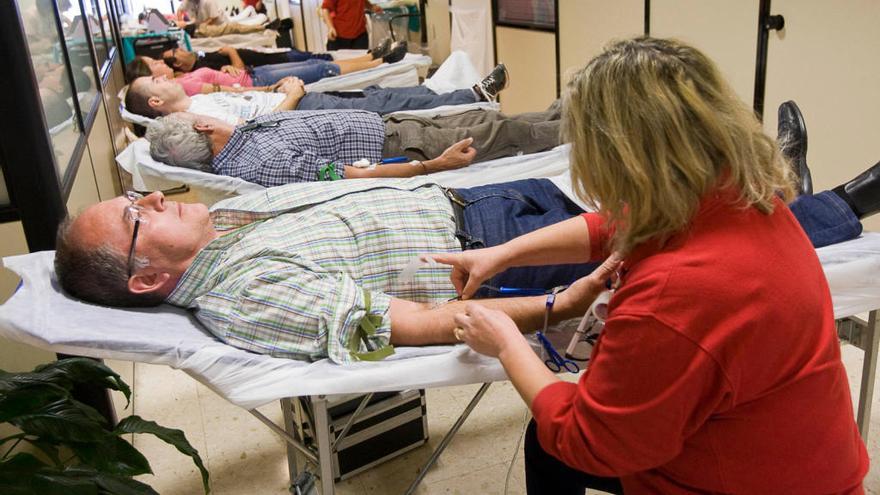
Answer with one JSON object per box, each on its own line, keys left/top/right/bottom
{"left": 138, "top": 191, "right": 165, "bottom": 211}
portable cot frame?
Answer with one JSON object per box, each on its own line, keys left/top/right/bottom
{"left": 239, "top": 308, "right": 879, "bottom": 495}
{"left": 247, "top": 383, "right": 493, "bottom": 495}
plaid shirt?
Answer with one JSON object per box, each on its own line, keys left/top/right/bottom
{"left": 212, "top": 110, "right": 385, "bottom": 186}
{"left": 165, "top": 178, "right": 460, "bottom": 364}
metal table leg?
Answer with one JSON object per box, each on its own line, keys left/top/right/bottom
{"left": 857, "top": 310, "right": 879, "bottom": 440}
{"left": 404, "top": 383, "right": 492, "bottom": 495}
{"left": 280, "top": 398, "right": 299, "bottom": 483}
{"left": 311, "top": 395, "right": 336, "bottom": 495}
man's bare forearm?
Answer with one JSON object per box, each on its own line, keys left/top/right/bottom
{"left": 273, "top": 93, "right": 302, "bottom": 112}
{"left": 226, "top": 48, "right": 245, "bottom": 69}
{"left": 389, "top": 294, "right": 586, "bottom": 346}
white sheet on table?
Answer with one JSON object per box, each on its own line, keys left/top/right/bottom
{"left": 3, "top": 233, "right": 880, "bottom": 409}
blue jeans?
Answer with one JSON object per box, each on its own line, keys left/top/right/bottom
{"left": 455, "top": 179, "right": 598, "bottom": 297}
{"left": 454, "top": 180, "right": 863, "bottom": 296}
{"left": 250, "top": 59, "right": 341, "bottom": 86}
{"left": 284, "top": 49, "right": 333, "bottom": 62}
{"left": 297, "top": 85, "right": 478, "bottom": 115}
{"left": 789, "top": 191, "right": 862, "bottom": 248}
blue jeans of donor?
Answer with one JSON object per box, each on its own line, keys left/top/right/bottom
{"left": 296, "top": 85, "right": 478, "bottom": 115}
{"left": 250, "top": 59, "right": 342, "bottom": 86}
{"left": 284, "top": 48, "right": 334, "bottom": 62}
{"left": 789, "top": 191, "right": 863, "bottom": 248}
{"left": 454, "top": 180, "right": 863, "bottom": 298}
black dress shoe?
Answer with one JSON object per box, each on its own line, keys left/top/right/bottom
{"left": 382, "top": 41, "right": 408, "bottom": 64}
{"left": 836, "top": 161, "right": 880, "bottom": 219}
{"left": 369, "top": 37, "right": 392, "bottom": 60}
{"left": 474, "top": 64, "right": 509, "bottom": 102}
{"left": 777, "top": 100, "right": 813, "bottom": 196}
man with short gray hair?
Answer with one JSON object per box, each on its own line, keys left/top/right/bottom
{"left": 145, "top": 103, "right": 563, "bottom": 186}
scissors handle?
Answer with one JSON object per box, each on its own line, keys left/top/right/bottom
{"left": 562, "top": 360, "right": 579, "bottom": 373}
{"left": 544, "top": 359, "right": 561, "bottom": 372}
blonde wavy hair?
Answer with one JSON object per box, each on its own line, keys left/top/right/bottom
{"left": 563, "top": 37, "right": 795, "bottom": 254}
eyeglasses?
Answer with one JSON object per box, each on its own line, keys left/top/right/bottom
{"left": 124, "top": 191, "right": 147, "bottom": 277}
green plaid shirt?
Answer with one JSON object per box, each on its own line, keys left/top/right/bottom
{"left": 166, "top": 178, "right": 461, "bottom": 364}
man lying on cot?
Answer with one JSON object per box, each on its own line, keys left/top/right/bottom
{"left": 53, "top": 157, "right": 880, "bottom": 364}
{"left": 142, "top": 100, "right": 562, "bottom": 185}
{"left": 125, "top": 40, "right": 409, "bottom": 96}
{"left": 124, "top": 64, "right": 509, "bottom": 124}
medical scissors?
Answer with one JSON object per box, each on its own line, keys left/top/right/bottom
{"left": 537, "top": 289, "right": 579, "bottom": 373}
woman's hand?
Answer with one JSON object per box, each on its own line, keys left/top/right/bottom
{"left": 428, "top": 138, "right": 476, "bottom": 172}
{"left": 453, "top": 302, "right": 524, "bottom": 358}
{"left": 431, "top": 244, "right": 512, "bottom": 299}
{"left": 221, "top": 65, "right": 242, "bottom": 77}
{"left": 557, "top": 253, "right": 623, "bottom": 316}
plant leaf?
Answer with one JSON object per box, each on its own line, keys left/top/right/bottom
{"left": 0, "top": 384, "right": 71, "bottom": 423}
{"left": 0, "top": 358, "right": 131, "bottom": 407}
{"left": 12, "top": 398, "right": 111, "bottom": 443}
{"left": 116, "top": 416, "right": 210, "bottom": 494}
{"left": 69, "top": 436, "right": 152, "bottom": 476}
{"left": 0, "top": 453, "right": 98, "bottom": 495}
{"left": 93, "top": 472, "right": 160, "bottom": 495}
{"left": 21, "top": 437, "right": 63, "bottom": 467}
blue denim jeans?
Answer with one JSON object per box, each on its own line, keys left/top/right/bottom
{"left": 455, "top": 179, "right": 599, "bottom": 297}
{"left": 454, "top": 180, "right": 864, "bottom": 296}
{"left": 250, "top": 59, "right": 341, "bottom": 86}
{"left": 789, "top": 190, "right": 862, "bottom": 248}
{"left": 296, "top": 85, "right": 477, "bottom": 115}
{"left": 284, "top": 49, "right": 333, "bottom": 62}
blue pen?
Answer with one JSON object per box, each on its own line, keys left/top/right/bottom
{"left": 380, "top": 156, "right": 409, "bottom": 164}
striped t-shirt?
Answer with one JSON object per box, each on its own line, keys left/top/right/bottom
{"left": 165, "top": 178, "right": 460, "bottom": 364}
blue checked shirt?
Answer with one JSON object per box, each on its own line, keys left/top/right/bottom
{"left": 165, "top": 178, "right": 461, "bottom": 364}
{"left": 212, "top": 110, "right": 386, "bottom": 187}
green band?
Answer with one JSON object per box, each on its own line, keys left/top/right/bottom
{"left": 348, "top": 289, "right": 395, "bottom": 361}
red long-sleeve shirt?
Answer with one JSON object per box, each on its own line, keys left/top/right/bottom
{"left": 532, "top": 187, "right": 869, "bottom": 493}
{"left": 322, "top": 0, "right": 368, "bottom": 40}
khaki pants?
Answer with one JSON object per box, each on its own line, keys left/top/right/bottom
{"left": 195, "top": 22, "right": 265, "bottom": 37}
{"left": 382, "top": 101, "right": 563, "bottom": 163}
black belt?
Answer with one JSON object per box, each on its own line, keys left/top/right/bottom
{"left": 444, "top": 188, "right": 483, "bottom": 250}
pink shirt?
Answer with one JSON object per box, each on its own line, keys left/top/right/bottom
{"left": 176, "top": 68, "right": 253, "bottom": 96}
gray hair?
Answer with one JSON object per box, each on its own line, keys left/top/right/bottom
{"left": 54, "top": 217, "right": 164, "bottom": 308}
{"left": 147, "top": 114, "right": 214, "bottom": 172}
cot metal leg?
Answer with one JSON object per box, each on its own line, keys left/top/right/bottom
{"left": 248, "top": 408, "right": 318, "bottom": 464}
{"left": 280, "top": 398, "right": 299, "bottom": 483}
{"left": 857, "top": 310, "right": 879, "bottom": 440}
{"left": 403, "top": 382, "right": 492, "bottom": 495}
{"left": 311, "top": 395, "right": 336, "bottom": 495}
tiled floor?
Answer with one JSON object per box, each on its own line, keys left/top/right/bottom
{"left": 132, "top": 343, "right": 879, "bottom": 494}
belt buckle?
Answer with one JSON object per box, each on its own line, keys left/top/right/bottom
{"left": 445, "top": 188, "right": 467, "bottom": 207}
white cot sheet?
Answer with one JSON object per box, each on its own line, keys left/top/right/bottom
{"left": 2, "top": 145, "right": 880, "bottom": 408}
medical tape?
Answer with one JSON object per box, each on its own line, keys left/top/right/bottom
{"left": 396, "top": 255, "right": 445, "bottom": 283}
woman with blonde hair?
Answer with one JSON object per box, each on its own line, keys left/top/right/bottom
{"left": 433, "top": 37, "right": 868, "bottom": 493}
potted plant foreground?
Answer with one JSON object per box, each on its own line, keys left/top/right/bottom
{"left": 0, "top": 357, "right": 209, "bottom": 494}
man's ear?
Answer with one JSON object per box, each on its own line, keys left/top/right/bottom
{"left": 147, "top": 95, "right": 164, "bottom": 109}
{"left": 193, "top": 122, "right": 214, "bottom": 134}
{"left": 128, "top": 270, "right": 173, "bottom": 295}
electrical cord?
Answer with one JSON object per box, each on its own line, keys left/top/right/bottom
{"left": 504, "top": 406, "right": 532, "bottom": 495}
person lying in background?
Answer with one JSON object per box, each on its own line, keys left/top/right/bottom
{"left": 54, "top": 158, "right": 880, "bottom": 364}
{"left": 144, "top": 100, "right": 561, "bottom": 184}
{"left": 124, "top": 64, "right": 508, "bottom": 123}
{"left": 125, "top": 41, "right": 407, "bottom": 97}
{"left": 160, "top": 44, "right": 340, "bottom": 73}
{"left": 240, "top": 0, "right": 266, "bottom": 16}
{"left": 175, "top": 0, "right": 266, "bottom": 37}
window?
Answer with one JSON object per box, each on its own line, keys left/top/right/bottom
{"left": 496, "top": 0, "right": 555, "bottom": 30}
